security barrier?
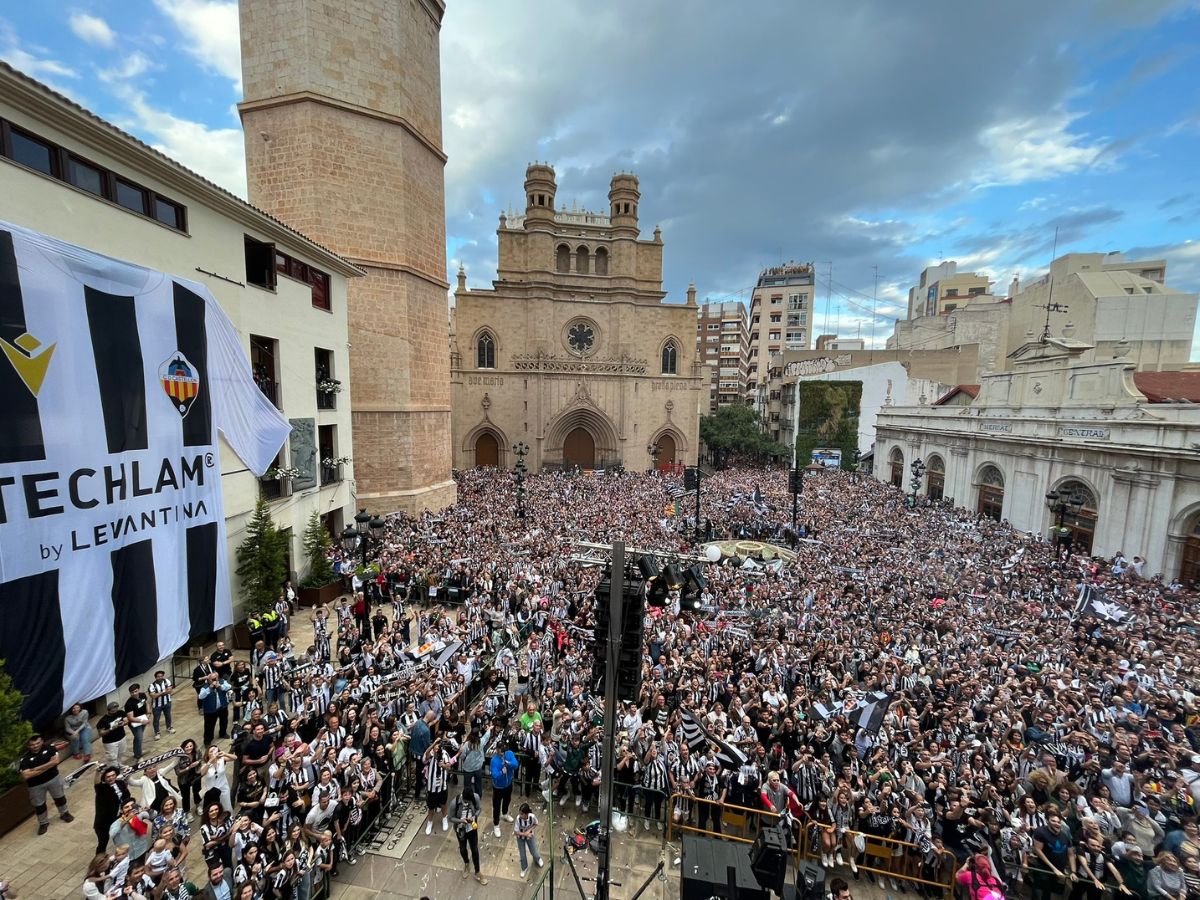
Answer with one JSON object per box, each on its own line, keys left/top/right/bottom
{"left": 664, "top": 794, "right": 958, "bottom": 897}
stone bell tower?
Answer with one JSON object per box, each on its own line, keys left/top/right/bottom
{"left": 237, "top": 0, "right": 455, "bottom": 513}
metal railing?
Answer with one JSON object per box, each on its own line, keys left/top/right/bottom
{"left": 665, "top": 794, "right": 959, "bottom": 897}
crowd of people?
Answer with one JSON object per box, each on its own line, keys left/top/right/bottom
{"left": 15, "top": 464, "right": 1200, "bottom": 900}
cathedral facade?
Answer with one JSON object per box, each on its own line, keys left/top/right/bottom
{"left": 451, "top": 165, "right": 703, "bottom": 471}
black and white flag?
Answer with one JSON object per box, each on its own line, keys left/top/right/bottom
{"left": 0, "top": 222, "right": 289, "bottom": 723}
{"left": 1073, "top": 585, "right": 1129, "bottom": 623}
{"left": 849, "top": 691, "right": 893, "bottom": 734}
{"left": 681, "top": 708, "right": 748, "bottom": 770}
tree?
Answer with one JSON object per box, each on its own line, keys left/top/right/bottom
{"left": 236, "top": 497, "right": 289, "bottom": 617}
{"left": 699, "top": 405, "right": 790, "bottom": 468}
{"left": 300, "top": 510, "right": 337, "bottom": 588}
{"left": 0, "top": 659, "right": 33, "bottom": 792}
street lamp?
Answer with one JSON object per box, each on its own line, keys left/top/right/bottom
{"left": 1045, "top": 489, "right": 1084, "bottom": 550}
{"left": 908, "top": 459, "right": 927, "bottom": 509}
{"left": 341, "top": 508, "right": 385, "bottom": 569}
{"left": 646, "top": 442, "right": 660, "bottom": 473}
{"left": 512, "top": 442, "right": 529, "bottom": 518}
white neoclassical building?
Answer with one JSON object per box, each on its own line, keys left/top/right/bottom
{"left": 873, "top": 337, "right": 1200, "bottom": 583}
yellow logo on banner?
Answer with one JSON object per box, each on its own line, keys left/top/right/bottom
{"left": 1, "top": 331, "right": 55, "bottom": 397}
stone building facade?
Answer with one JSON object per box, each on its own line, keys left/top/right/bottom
{"left": 238, "top": 0, "right": 455, "bottom": 513}
{"left": 873, "top": 337, "right": 1200, "bottom": 581}
{"left": 450, "top": 165, "right": 703, "bottom": 471}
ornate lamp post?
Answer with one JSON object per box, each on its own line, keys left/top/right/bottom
{"left": 908, "top": 459, "right": 927, "bottom": 509}
{"left": 646, "top": 442, "right": 660, "bottom": 473}
{"left": 1045, "top": 489, "right": 1084, "bottom": 550}
{"left": 512, "top": 442, "right": 529, "bottom": 518}
{"left": 340, "top": 508, "right": 385, "bottom": 569}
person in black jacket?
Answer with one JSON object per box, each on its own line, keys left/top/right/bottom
{"left": 92, "top": 765, "right": 131, "bottom": 855}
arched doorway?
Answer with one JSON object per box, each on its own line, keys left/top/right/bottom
{"left": 888, "top": 447, "right": 904, "bottom": 488}
{"left": 1052, "top": 478, "right": 1098, "bottom": 554}
{"left": 657, "top": 434, "right": 677, "bottom": 468}
{"left": 475, "top": 432, "right": 499, "bottom": 468}
{"left": 976, "top": 464, "right": 1005, "bottom": 520}
{"left": 563, "top": 427, "right": 595, "bottom": 468}
{"left": 1181, "top": 515, "right": 1200, "bottom": 588}
{"left": 926, "top": 454, "right": 945, "bottom": 501}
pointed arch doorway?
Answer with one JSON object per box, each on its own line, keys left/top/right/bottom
{"left": 563, "top": 427, "right": 596, "bottom": 468}
{"left": 475, "top": 432, "right": 499, "bottom": 467}
{"left": 656, "top": 434, "right": 677, "bottom": 469}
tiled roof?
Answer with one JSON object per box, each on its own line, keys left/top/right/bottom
{"left": 1133, "top": 371, "right": 1200, "bottom": 403}
{"left": 933, "top": 384, "right": 980, "bottom": 405}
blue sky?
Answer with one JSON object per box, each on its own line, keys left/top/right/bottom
{"left": 2, "top": 1, "right": 1199, "bottom": 351}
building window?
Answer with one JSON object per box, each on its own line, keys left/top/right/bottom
{"left": 274, "top": 250, "right": 332, "bottom": 310}
{"left": 115, "top": 179, "right": 146, "bottom": 214}
{"left": 315, "top": 347, "right": 337, "bottom": 410}
{"left": 556, "top": 244, "right": 570, "bottom": 273}
{"left": 250, "top": 335, "right": 280, "bottom": 408}
{"left": 67, "top": 155, "right": 104, "bottom": 195}
{"left": 594, "top": 247, "right": 609, "bottom": 275}
{"left": 1, "top": 119, "right": 187, "bottom": 231}
{"left": 661, "top": 340, "right": 678, "bottom": 375}
{"left": 7, "top": 126, "right": 56, "bottom": 175}
{"left": 576, "top": 246, "right": 590, "bottom": 274}
{"left": 245, "top": 237, "right": 277, "bottom": 289}
{"left": 319, "top": 424, "right": 341, "bottom": 485}
{"left": 477, "top": 331, "right": 496, "bottom": 368}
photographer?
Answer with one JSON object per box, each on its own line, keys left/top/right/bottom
{"left": 451, "top": 790, "right": 487, "bottom": 885}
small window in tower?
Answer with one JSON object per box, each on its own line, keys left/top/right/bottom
{"left": 661, "top": 340, "right": 678, "bottom": 375}
{"left": 576, "top": 246, "right": 589, "bottom": 274}
{"left": 556, "top": 244, "right": 570, "bottom": 273}
{"left": 477, "top": 331, "right": 496, "bottom": 369}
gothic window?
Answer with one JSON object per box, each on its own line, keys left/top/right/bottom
{"left": 476, "top": 331, "right": 496, "bottom": 369}
{"left": 576, "top": 246, "right": 590, "bottom": 274}
{"left": 594, "top": 247, "right": 609, "bottom": 276}
{"left": 556, "top": 244, "right": 570, "bottom": 273}
{"left": 661, "top": 340, "right": 678, "bottom": 375}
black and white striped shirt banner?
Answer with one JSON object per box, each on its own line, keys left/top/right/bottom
{"left": 0, "top": 222, "right": 290, "bottom": 724}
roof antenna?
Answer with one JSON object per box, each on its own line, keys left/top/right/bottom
{"left": 1037, "top": 226, "right": 1068, "bottom": 342}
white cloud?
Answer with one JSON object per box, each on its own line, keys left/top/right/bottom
{"left": 68, "top": 12, "right": 116, "bottom": 48}
{"left": 109, "top": 84, "right": 246, "bottom": 197}
{"left": 151, "top": 0, "right": 240, "bottom": 89}
{"left": 975, "top": 111, "right": 1107, "bottom": 187}
{"left": 99, "top": 51, "right": 153, "bottom": 83}
{"left": 0, "top": 21, "right": 78, "bottom": 83}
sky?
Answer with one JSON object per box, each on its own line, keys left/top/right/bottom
{"left": 2, "top": 1, "right": 1199, "bottom": 351}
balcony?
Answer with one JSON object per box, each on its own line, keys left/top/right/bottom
{"left": 320, "top": 462, "right": 344, "bottom": 486}
{"left": 317, "top": 390, "right": 336, "bottom": 410}
{"left": 260, "top": 475, "right": 293, "bottom": 501}
{"left": 255, "top": 378, "right": 279, "bottom": 408}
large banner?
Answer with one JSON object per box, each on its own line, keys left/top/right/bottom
{"left": 0, "top": 221, "right": 290, "bottom": 721}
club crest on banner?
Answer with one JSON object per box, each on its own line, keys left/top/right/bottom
{"left": 159, "top": 352, "right": 200, "bottom": 417}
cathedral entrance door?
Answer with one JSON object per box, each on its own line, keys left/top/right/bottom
{"left": 475, "top": 432, "right": 499, "bottom": 467}
{"left": 656, "top": 434, "right": 676, "bottom": 468}
{"left": 563, "top": 427, "right": 595, "bottom": 469}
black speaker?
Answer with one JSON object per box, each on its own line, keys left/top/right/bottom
{"left": 789, "top": 469, "right": 802, "bottom": 494}
{"left": 795, "top": 859, "right": 826, "bottom": 900}
{"left": 750, "top": 824, "right": 789, "bottom": 895}
{"left": 681, "top": 834, "right": 767, "bottom": 900}
{"left": 684, "top": 467, "right": 698, "bottom": 491}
